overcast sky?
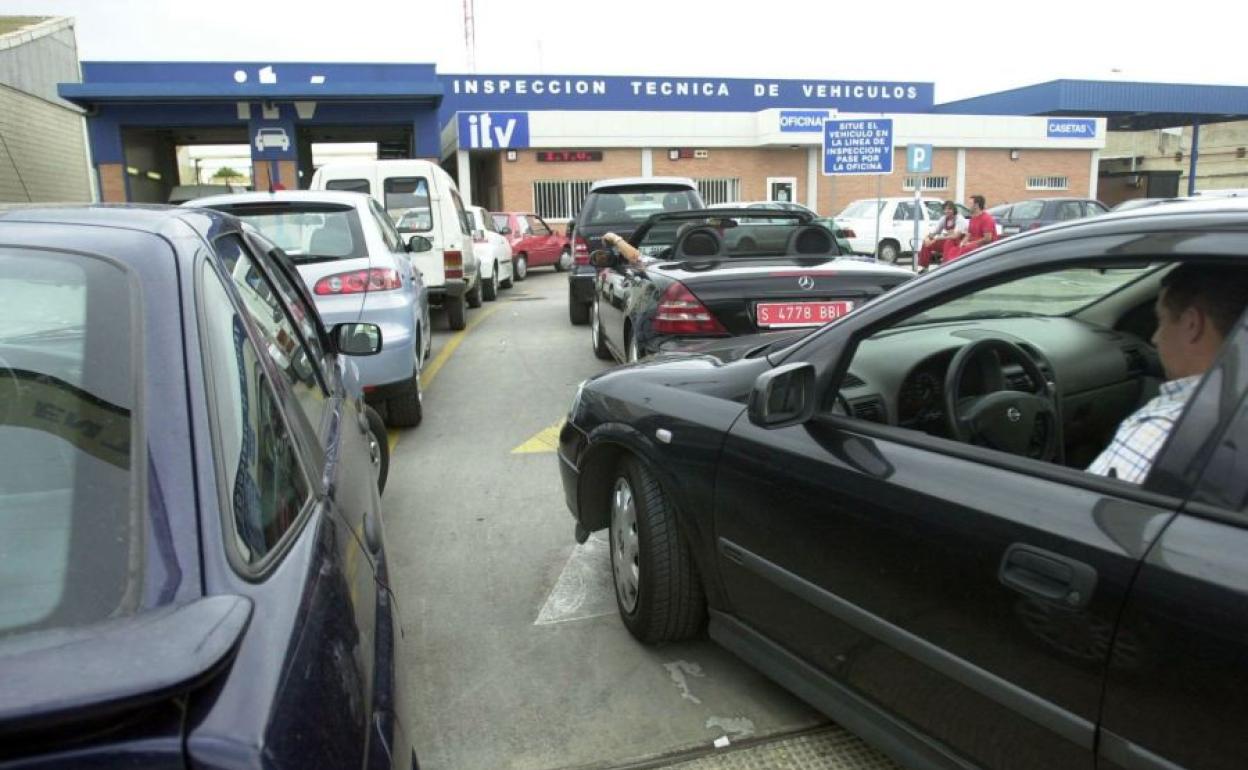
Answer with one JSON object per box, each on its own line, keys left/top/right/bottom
{"left": 8, "top": 0, "right": 1245, "bottom": 103}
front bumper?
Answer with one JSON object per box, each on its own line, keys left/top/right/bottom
{"left": 557, "top": 419, "right": 587, "bottom": 521}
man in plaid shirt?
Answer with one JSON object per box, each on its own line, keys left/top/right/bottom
{"left": 1088, "top": 264, "right": 1248, "bottom": 484}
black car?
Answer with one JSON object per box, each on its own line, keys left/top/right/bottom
{"left": 994, "top": 196, "right": 1109, "bottom": 236}
{"left": 0, "top": 206, "right": 414, "bottom": 769}
{"left": 588, "top": 209, "right": 914, "bottom": 363}
{"left": 559, "top": 200, "right": 1248, "bottom": 770}
{"left": 567, "top": 177, "right": 704, "bottom": 325}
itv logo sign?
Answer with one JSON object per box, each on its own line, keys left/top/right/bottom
{"left": 458, "top": 111, "right": 530, "bottom": 149}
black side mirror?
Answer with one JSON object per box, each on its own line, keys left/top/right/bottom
{"left": 748, "top": 362, "right": 817, "bottom": 428}
{"left": 589, "top": 249, "right": 616, "bottom": 269}
{"left": 407, "top": 235, "right": 433, "bottom": 253}
{"left": 333, "top": 323, "right": 383, "bottom": 356}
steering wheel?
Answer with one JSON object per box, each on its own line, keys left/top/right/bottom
{"left": 943, "top": 338, "right": 1061, "bottom": 462}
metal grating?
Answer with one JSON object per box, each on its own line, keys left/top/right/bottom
{"left": 644, "top": 725, "right": 901, "bottom": 770}
{"left": 696, "top": 178, "right": 741, "bottom": 206}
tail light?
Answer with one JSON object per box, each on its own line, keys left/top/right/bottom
{"left": 573, "top": 237, "right": 590, "bottom": 265}
{"left": 444, "top": 249, "right": 463, "bottom": 280}
{"left": 652, "top": 282, "right": 727, "bottom": 335}
{"left": 313, "top": 268, "right": 402, "bottom": 296}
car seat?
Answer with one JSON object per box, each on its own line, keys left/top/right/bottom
{"left": 593, "top": 195, "right": 626, "bottom": 223}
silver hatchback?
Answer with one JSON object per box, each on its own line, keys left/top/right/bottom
{"left": 187, "top": 191, "right": 432, "bottom": 427}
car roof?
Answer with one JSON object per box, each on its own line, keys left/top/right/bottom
{"left": 185, "top": 190, "right": 371, "bottom": 208}
{"left": 589, "top": 177, "right": 697, "bottom": 191}
{"left": 0, "top": 203, "right": 228, "bottom": 232}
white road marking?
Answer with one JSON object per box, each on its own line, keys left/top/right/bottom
{"left": 534, "top": 533, "right": 616, "bottom": 626}
{"left": 664, "top": 660, "right": 706, "bottom": 704}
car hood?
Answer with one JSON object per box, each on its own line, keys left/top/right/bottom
{"left": 660, "top": 327, "right": 815, "bottom": 363}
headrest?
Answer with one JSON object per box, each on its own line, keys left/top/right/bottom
{"left": 786, "top": 225, "right": 834, "bottom": 255}
{"left": 662, "top": 192, "right": 690, "bottom": 211}
{"left": 674, "top": 226, "right": 723, "bottom": 258}
{"left": 595, "top": 195, "right": 625, "bottom": 215}
{"left": 309, "top": 224, "right": 353, "bottom": 257}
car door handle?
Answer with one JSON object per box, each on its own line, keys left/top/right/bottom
{"left": 363, "top": 510, "right": 382, "bottom": 555}
{"left": 998, "top": 544, "right": 1097, "bottom": 608}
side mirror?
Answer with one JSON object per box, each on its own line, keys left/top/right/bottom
{"left": 589, "top": 249, "right": 616, "bottom": 269}
{"left": 407, "top": 235, "right": 433, "bottom": 253}
{"left": 748, "top": 362, "right": 817, "bottom": 428}
{"left": 333, "top": 323, "right": 383, "bottom": 356}
{"left": 565, "top": 222, "right": 575, "bottom": 237}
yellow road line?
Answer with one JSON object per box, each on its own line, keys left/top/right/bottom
{"left": 511, "top": 419, "right": 566, "bottom": 454}
{"left": 387, "top": 303, "right": 502, "bottom": 451}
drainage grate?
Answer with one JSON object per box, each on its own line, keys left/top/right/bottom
{"left": 651, "top": 726, "right": 900, "bottom": 770}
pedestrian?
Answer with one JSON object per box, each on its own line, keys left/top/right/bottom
{"left": 917, "top": 200, "right": 967, "bottom": 272}
{"left": 945, "top": 195, "right": 997, "bottom": 262}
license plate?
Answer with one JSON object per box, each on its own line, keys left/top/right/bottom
{"left": 1003, "top": 226, "right": 1021, "bottom": 234}
{"left": 756, "top": 301, "right": 855, "bottom": 328}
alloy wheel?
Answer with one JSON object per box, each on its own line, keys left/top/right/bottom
{"left": 611, "top": 476, "right": 640, "bottom": 614}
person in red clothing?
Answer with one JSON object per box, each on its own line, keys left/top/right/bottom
{"left": 945, "top": 194, "right": 997, "bottom": 263}
{"left": 916, "top": 200, "right": 967, "bottom": 272}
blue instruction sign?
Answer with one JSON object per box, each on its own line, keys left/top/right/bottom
{"left": 823, "top": 119, "right": 893, "bottom": 175}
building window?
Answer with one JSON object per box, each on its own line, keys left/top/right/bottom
{"left": 695, "top": 178, "right": 741, "bottom": 205}
{"left": 1027, "top": 176, "right": 1069, "bottom": 191}
{"left": 533, "top": 180, "right": 595, "bottom": 220}
{"left": 902, "top": 176, "right": 949, "bottom": 192}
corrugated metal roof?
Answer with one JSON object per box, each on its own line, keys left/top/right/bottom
{"left": 934, "top": 79, "right": 1248, "bottom": 129}
{"left": 0, "top": 16, "right": 51, "bottom": 37}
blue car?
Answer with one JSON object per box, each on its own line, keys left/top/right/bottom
{"left": 0, "top": 206, "right": 415, "bottom": 769}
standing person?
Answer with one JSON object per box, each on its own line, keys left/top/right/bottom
{"left": 916, "top": 200, "right": 967, "bottom": 272}
{"left": 945, "top": 195, "right": 997, "bottom": 262}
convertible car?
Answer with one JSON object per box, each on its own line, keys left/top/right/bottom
{"left": 559, "top": 199, "right": 1248, "bottom": 770}
{"left": 589, "top": 209, "right": 913, "bottom": 364}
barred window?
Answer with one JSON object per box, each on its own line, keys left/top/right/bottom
{"left": 1027, "top": 176, "right": 1069, "bottom": 191}
{"left": 532, "top": 180, "right": 595, "bottom": 220}
{"left": 902, "top": 176, "right": 949, "bottom": 192}
{"left": 695, "top": 178, "right": 741, "bottom": 206}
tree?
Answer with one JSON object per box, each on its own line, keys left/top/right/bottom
{"left": 212, "top": 166, "right": 243, "bottom": 184}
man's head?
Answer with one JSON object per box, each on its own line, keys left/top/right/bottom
{"left": 1153, "top": 264, "right": 1248, "bottom": 379}
{"left": 969, "top": 195, "right": 986, "bottom": 213}
{"left": 943, "top": 200, "right": 956, "bottom": 216}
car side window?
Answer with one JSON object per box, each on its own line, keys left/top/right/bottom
{"left": 528, "top": 216, "right": 551, "bottom": 236}
{"left": 1012, "top": 200, "right": 1045, "bottom": 219}
{"left": 214, "top": 234, "right": 328, "bottom": 434}
{"left": 517, "top": 216, "right": 532, "bottom": 236}
{"left": 200, "top": 262, "right": 312, "bottom": 567}
{"left": 1086, "top": 201, "right": 1109, "bottom": 216}
{"left": 248, "top": 242, "right": 331, "bottom": 376}
{"left": 1057, "top": 201, "right": 1085, "bottom": 221}
{"left": 894, "top": 202, "right": 918, "bottom": 221}
{"left": 923, "top": 201, "right": 945, "bottom": 219}
{"left": 448, "top": 189, "right": 472, "bottom": 236}
{"left": 369, "top": 199, "right": 405, "bottom": 252}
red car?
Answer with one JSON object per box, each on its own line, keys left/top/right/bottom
{"left": 490, "top": 211, "right": 570, "bottom": 280}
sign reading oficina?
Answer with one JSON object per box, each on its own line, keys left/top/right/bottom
{"left": 823, "top": 119, "right": 894, "bottom": 175}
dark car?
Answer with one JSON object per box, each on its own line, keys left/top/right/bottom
{"left": 567, "top": 177, "right": 704, "bottom": 325}
{"left": 994, "top": 196, "right": 1109, "bottom": 236}
{"left": 0, "top": 206, "right": 414, "bottom": 769}
{"left": 1110, "top": 197, "right": 1188, "bottom": 212}
{"left": 559, "top": 199, "right": 1248, "bottom": 770}
{"left": 589, "top": 209, "right": 913, "bottom": 363}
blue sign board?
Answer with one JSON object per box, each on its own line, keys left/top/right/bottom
{"left": 1046, "top": 118, "right": 1097, "bottom": 138}
{"left": 779, "top": 110, "right": 831, "bottom": 132}
{"left": 823, "top": 119, "right": 894, "bottom": 175}
{"left": 457, "top": 111, "right": 530, "bottom": 150}
{"left": 906, "top": 144, "right": 933, "bottom": 173}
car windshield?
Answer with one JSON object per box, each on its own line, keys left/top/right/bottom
{"left": 902, "top": 265, "right": 1162, "bottom": 324}
{"left": 490, "top": 213, "right": 509, "bottom": 232}
{"left": 839, "top": 199, "right": 886, "bottom": 218}
{"left": 0, "top": 249, "right": 141, "bottom": 640}
{"left": 581, "top": 187, "right": 701, "bottom": 226}
{"left": 213, "top": 204, "right": 367, "bottom": 262}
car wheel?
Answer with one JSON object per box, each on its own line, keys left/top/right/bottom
{"left": 568, "top": 286, "right": 590, "bottom": 325}
{"left": 556, "top": 247, "right": 572, "bottom": 272}
{"left": 364, "top": 405, "right": 390, "bottom": 494}
{"left": 591, "top": 298, "right": 613, "bottom": 361}
{"left": 609, "top": 457, "right": 706, "bottom": 643}
{"left": 877, "top": 240, "right": 901, "bottom": 263}
{"left": 466, "top": 277, "right": 483, "bottom": 309}
{"left": 386, "top": 372, "right": 423, "bottom": 428}
{"left": 514, "top": 254, "right": 528, "bottom": 281}
{"left": 483, "top": 270, "right": 498, "bottom": 301}
{"left": 446, "top": 296, "right": 466, "bottom": 330}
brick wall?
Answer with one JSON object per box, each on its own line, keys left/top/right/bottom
{"left": 651, "top": 148, "right": 808, "bottom": 202}
{"left": 498, "top": 149, "right": 642, "bottom": 216}
{"left": 964, "top": 149, "right": 1090, "bottom": 209}
{"left": 98, "top": 162, "right": 125, "bottom": 202}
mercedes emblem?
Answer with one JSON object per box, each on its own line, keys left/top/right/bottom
{"left": 798, "top": 275, "right": 815, "bottom": 291}
{"left": 1007, "top": 407, "right": 1022, "bottom": 423}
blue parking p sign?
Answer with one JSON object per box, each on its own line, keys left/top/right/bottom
{"left": 823, "top": 119, "right": 893, "bottom": 175}
{"left": 907, "top": 144, "right": 932, "bottom": 174}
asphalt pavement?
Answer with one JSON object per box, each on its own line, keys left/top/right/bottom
{"left": 382, "top": 269, "right": 839, "bottom": 770}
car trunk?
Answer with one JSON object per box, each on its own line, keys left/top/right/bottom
{"left": 656, "top": 258, "right": 911, "bottom": 335}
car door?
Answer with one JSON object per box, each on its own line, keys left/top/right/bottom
{"left": 596, "top": 253, "right": 638, "bottom": 356}
{"left": 1097, "top": 316, "right": 1248, "bottom": 770}
{"left": 527, "top": 215, "right": 558, "bottom": 265}
{"left": 711, "top": 255, "right": 1197, "bottom": 769}
{"left": 891, "top": 200, "right": 921, "bottom": 250}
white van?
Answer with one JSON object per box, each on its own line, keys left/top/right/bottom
{"left": 311, "top": 160, "right": 481, "bottom": 330}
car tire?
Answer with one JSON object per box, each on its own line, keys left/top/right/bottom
{"left": 556, "top": 247, "right": 572, "bottom": 272}
{"left": 569, "top": 287, "right": 590, "bottom": 325}
{"left": 483, "top": 270, "right": 498, "bottom": 301}
{"left": 609, "top": 457, "right": 706, "bottom": 644}
{"left": 466, "top": 278, "right": 483, "bottom": 309}
{"left": 591, "top": 298, "right": 613, "bottom": 361}
{"left": 877, "top": 240, "right": 901, "bottom": 263}
{"left": 364, "top": 405, "right": 390, "bottom": 494}
{"left": 446, "top": 296, "right": 467, "bottom": 330}
{"left": 386, "top": 373, "right": 423, "bottom": 428}
{"left": 514, "top": 254, "right": 528, "bottom": 281}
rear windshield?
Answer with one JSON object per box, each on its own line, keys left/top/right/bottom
{"left": 212, "top": 203, "right": 368, "bottom": 263}
{"left": 325, "top": 178, "right": 370, "bottom": 195}
{"left": 385, "top": 177, "right": 433, "bottom": 233}
{"left": 0, "top": 249, "right": 141, "bottom": 639}
{"left": 580, "top": 187, "right": 702, "bottom": 227}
